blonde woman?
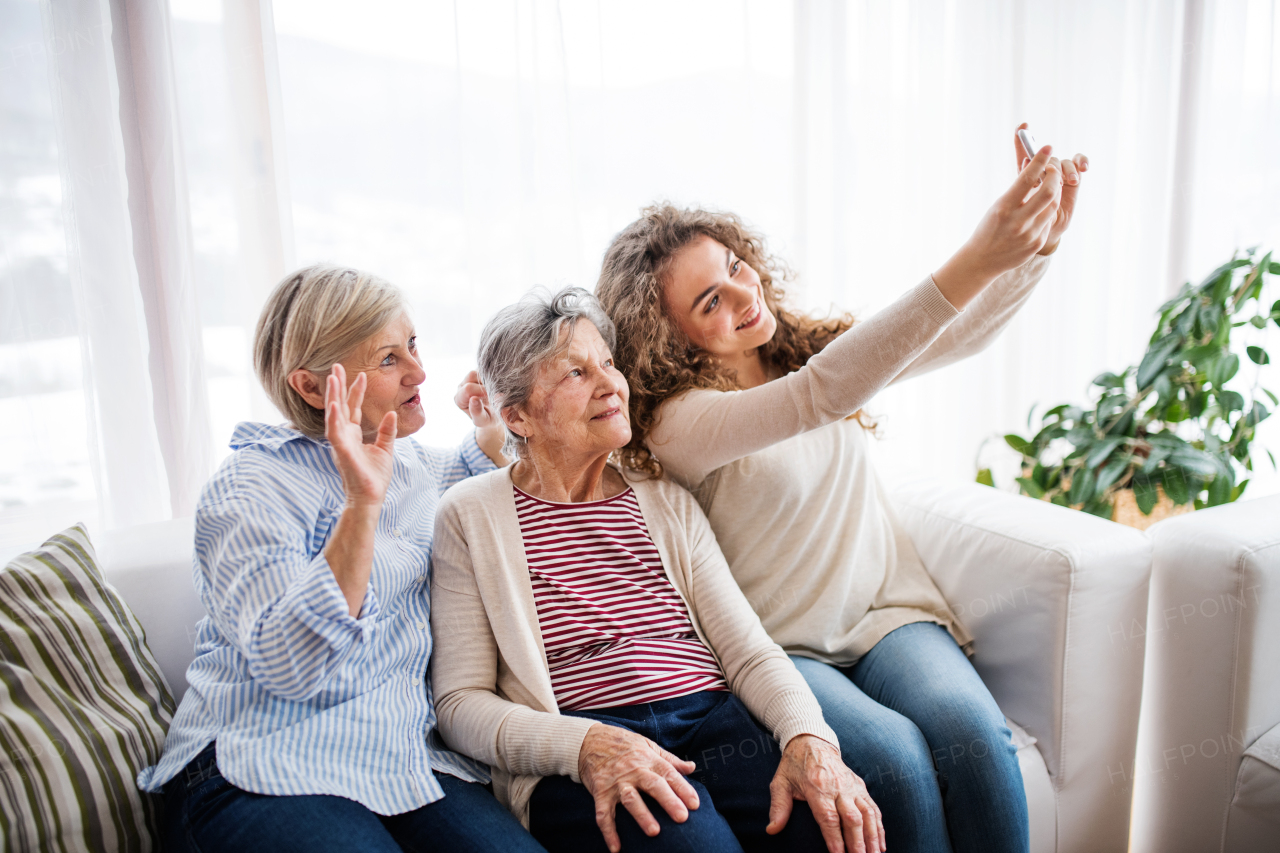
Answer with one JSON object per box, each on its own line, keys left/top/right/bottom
{"left": 593, "top": 135, "right": 1088, "bottom": 853}
{"left": 139, "top": 265, "right": 544, "bottom": 853}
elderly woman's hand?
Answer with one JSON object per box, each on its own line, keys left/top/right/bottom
{"left": 767, "top": 734, "right": 885, "bottom": 853}
{"left": 454, "top": 370, "right": 507, "bottom": 466}
{"left": 326, "top": 363, "right": 397, "bottom": 507}
{"left": 578, "top": 723, "right": 701, "bottom": 853}
{"left": 323, "top": 363, "right": 397, "bottom": 616}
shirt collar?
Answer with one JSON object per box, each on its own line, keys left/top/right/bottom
{"left": 229, "top": 421, "right": 323, "bottom": 452}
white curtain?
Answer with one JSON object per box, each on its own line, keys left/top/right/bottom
{"left": 42, "top": 0, "right": 174, "bottom": 530}
{"left": 0, "top": 0, "right": 1276, "bottom": 561}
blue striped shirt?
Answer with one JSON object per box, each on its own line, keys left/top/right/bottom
{"left": 137, "top": 422, "right": 496, "bottom": 814}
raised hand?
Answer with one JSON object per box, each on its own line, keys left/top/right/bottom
{"left": 1015, "top": 123, "right": 1089, "bottom": 255}
{"left": 767, "top": 734, "right": 885, "bottom": 853}
{"left": 933, "top": 139, "right": 1063, "bottom": 309}
{"left": 325, "top": 362, "right": 397, "bottom": 509}
{"left": 577, "top": 723, "right": 701, "bottom": 853}
{"left": 454, "top": 369, "right": 508, "bottom": 466}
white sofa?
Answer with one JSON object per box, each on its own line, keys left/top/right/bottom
{"left": 892, "top": 480, "right": 1151, "bottom": 853}
{"left": 97, "top": 481, "right": 1154, "bottom": 852}
{"left": 1129, "top": 495, "right": 1280, "bottom": 853}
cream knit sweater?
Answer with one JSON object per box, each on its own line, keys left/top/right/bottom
{"left": 430, "top": 464, "right": 838, "bottom": 826}
{"left": 647, "top": 256, "right": 1051, "bottom": 665}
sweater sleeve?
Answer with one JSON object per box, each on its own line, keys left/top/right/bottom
{"left": 889, "top": 254, "right": 1051, "bottom": 385}
{"left": 429, "top": 498, "right": 597, "bottom": 781}
{"left": 672, "top": 485, "right": 839, "bottom": 751}
{"left": 647, "top": 275, "right": 960, "bottom": 487}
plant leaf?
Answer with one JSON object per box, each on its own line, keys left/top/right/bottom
{"left": 1137, "top": 335, "right": 1181, "bottom": 389}
{"left": 1207, "top": 474, "right": 1231, "bottom": 507}
{"left": 1133, "top": 475, "right": 1159, "bottom": 515}
{"left": 1016, "top": 477, "right": 1045, "bottom": 499}
{"left": 1068, "top": 467, "right": 1096, "bottom": 505}
{"left": 1169, "top": 447, "right": 1220, "bottom": 477}
{"left": 1163, "top": 467, "right": 1190, "bottom": 504}
{"left": 976, "top": 468, "right": 995, "bottom": 487}
{"left": 1247, "top": 345, "right": 1270, "bottom": 365}
{"left": 1085, "top": 436, "right": 1124, "bottom": 469}
{"left": 1246, "top": 402, "right": 1270, "bottom": 427}
{"left": 1141, "top": 445, "right": 1171, "bottom": 473}
{"left": 1207, "top": 354, "right": 1239, "bottom": 388}
{"left": 1004, "top": 434, "right": 1033, "bottom": 456}
{"left": 1231, "top": 479, "right": 1250, "bottom": 501}
{"left": 1218, "top": 390, "right": 1245, "bottom": 413}
{"left": 1082, "top": 497, "right": 1113, "bottom": 519}
{"left": 1095, "top": 454, "right": 1131, "bottom": 493}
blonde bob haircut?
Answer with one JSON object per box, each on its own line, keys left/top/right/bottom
{"left": 254, "top": 264, "right": 406, "bottom": 438}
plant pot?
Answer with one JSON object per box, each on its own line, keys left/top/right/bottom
{"left": 1110, "top": 485, "right": 1194, "bottom": 530}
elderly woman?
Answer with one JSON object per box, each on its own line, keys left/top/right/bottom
{"left": 430, "top": 287, "right": 884, "bottom": 853}
{"left": 137, "top": 265, "right": 544, "bottom": 853}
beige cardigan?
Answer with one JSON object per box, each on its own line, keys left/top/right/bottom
{"left": 429, "top": 465, "right": 838, "bottom": 826}
{"left": 648, "top": 259, "right": 1051, "bottom": 665}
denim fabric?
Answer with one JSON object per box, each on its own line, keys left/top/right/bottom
{"left": 161, "top": 742, "right": 545, "bottom": 853}
{"left": 529, "top": 691, "right": 827, "bottom": 853}
{"left": 791, "top": 621, "right": 1028, "bottom": 853}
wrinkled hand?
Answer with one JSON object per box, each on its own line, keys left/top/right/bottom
{"left": 578, "top": 723, "right": 701, "bottom": 853}
{"left": 454, "top": 369, "right": 499, "bottom": 427}
{"left": 767, "top": 735, "right": 884, "bottom": 853}
{"left": 454, "top": 369, "right": 507, "bottom": 465}
{"left": 1014, "top": 124, "right": 1089, "bottom": 255}
{"left": 325, "top": 362, "right": 396, "bottom": 509}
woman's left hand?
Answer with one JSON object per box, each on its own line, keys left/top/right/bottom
{"left": 454, "top": 370, "right": 507, "bottom": 466}
{"left": 1016, "top": 123, "right": 1089, "bottom": 256}
{"left": 767, "top": 734, "right": 885, "bottom": 853}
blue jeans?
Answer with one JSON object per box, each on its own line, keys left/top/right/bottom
{"left": 161, "top": 741, "right": 545, "bottom": 853}
{"left": 791, "top": 622, "right": 1028, "bottom": 853}
{"left": 529, "top": 691, "right": 827, "bottom": 853}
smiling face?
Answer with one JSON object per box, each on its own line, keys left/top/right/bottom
{"left": 663, "top": 234, "right": 778, "bottom": 363}
{"left": 503, "top": 320, "right": 631, "bottom": 463}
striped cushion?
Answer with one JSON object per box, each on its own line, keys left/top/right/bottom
{"left": 0, "top": 524, "right": 174, "bottom": 852}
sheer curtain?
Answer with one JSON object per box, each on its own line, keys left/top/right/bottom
{"left": 0, "top": 0, "right": 1275, "bottom": 561}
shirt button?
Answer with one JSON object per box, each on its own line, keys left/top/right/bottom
{"left": 393, "top": 529, "right": 402, "bottom": 538}
{"left": 417, "top": 621, "right": 426, "bottom": 629}
{"left": 411, "top": 677, "right": 420, "bottom": 686}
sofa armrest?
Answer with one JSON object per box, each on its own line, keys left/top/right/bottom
{"left": 890, "top": 479, "right": 1150, "bottom": 852}
{"left": 1130, "top": 496, "right": 1280, "bottom": 853}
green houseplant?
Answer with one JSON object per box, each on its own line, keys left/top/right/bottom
{"left": 981, "top": 248, "right": 1278, "bottom": 524}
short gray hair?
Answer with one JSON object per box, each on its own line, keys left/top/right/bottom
{"left": 478, "top": 286, "right": 618, "bottom": 458}
{"left": 254, "top": 264, "right": 406, "bottom": 438}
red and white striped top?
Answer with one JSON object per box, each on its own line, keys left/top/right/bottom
{"left": 514, "top": 485, "right": 727, "bottom": 711}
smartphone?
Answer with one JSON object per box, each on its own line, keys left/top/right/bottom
{"left": 1017, "top": 128, "right": 1039, "bottom": 161}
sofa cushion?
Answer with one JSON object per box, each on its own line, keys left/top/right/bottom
{"left": 0, "top": 524, "right": 173, "bottom": 852}
{"left": 1225, "top": 722, "right": 1280, "bottom": 852}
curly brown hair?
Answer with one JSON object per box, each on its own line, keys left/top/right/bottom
{"left": 596, "top": 203, "right": 877, "bottom": 478}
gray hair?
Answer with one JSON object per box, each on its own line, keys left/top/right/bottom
{"left": 254, "top": 264, "right": 406, "bottom": 438}
{"left": 478, "top": 286, "right": 618, "bottom": 458}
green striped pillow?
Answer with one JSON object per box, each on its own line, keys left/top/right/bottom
{"left": 1, "top": 524, "right": 175, "bottom": 852}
